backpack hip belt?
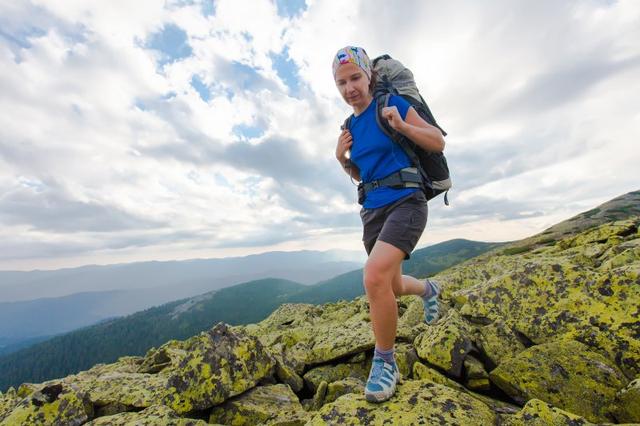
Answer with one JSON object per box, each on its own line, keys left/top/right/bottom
{"left": 362, "top": 167, "right": 422, "bottom": 194}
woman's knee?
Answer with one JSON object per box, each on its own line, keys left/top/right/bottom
{"left": 363, "top": 260, "right": 391, "bottom": 293}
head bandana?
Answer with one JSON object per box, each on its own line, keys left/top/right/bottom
{"left": 332, "top": 46, "right": 372, "bottom": 80}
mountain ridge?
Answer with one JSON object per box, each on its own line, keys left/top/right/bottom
{"left": 1, "top": 189, "right": 638, "bottom": 425}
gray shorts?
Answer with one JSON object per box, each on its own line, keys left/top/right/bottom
{"left": 360, "top": 190, "right": 428, "bottom": 260}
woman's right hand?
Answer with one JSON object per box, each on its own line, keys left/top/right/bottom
{"left": 336, "top": 129, "right": 353, "bottom": 163}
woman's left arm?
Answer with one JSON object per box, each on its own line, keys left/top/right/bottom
{"left": 382, "top": 106, "right": 445, "bottom": 153}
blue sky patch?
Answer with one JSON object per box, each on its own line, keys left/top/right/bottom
{"left": 275, "top": 0, "right": 307, "bottom": 18}
{"left": 147, "top": 24, "right": 193, "bottom": 66}
{"left": 0, "top": 27, "right": 46, "bottom": 49}
{"left": 191, "top": 75, "right": 211, "bottom": 102}
{"left": 233, "top": 123, "right": 266, "bottom": 140}
{"left": 201, "top": 0, "right": 216, "bottom": 16}
{"left": 230, "top": 61, "right": 269, "bottom": 91}
{"left": 134, "top": 99, "right": 147, "bottom": 111}
{"left": 269, "top": 47, "right": 301, "bottom": 96}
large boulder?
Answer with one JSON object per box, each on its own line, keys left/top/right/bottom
{"left": 444, "top": 218, "right": 640, "bottom": 380}
{"left": 473, "top": 318, "right": 527, "bottom": 369}
{"left": 413, "top": 309, "right": 475, "bottom": 378}
{"left": 0, "top": 388, "right": 19, "bottom": 422}
{"left": 0, "top": 383, "right": 93, "bottom": 426}
{"left": 324, "top": 377, "right": 365, "bottom": 405}
{"left": 208, "top": 383, "right": 309, "bottom": 425}
{"left": 1, "top": 322, "right": 275, "bottom": 422}
{"left": 303, "top": 360, "right": 369, "bottom": 395}
{"left": 412, "top": 361, "right": 520, "bottom": 415}
{"left": 500, "top": 398, "right": 596, "bottom": 426}
{"left": 489, "top": 339, "right": 628, "bottom": 423}
{"left": 160, "top": 322, "right": 275, "bottom": 413}
{"left": 307, "top": 379, "right": 498, "bottom": 425}
{"left": 240, "top": 299, "right": 376, "bottom": 369}
{"left": 612, "top": 377, "right": 640, "bottom": 423}
{"left": 85, "top": 404, "right": 210, "bottom": 425}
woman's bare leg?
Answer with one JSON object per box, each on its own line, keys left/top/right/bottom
{"left": 363, "top": 240, "right": 406, "bottom": 351}
{"left": 391, "top": 266, "right": 429, "bottom": 297}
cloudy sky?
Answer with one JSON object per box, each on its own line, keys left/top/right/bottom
{"left": 0, "top": 0, "right": 638, "bottom": 271}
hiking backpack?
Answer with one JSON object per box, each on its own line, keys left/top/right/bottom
{"left": 344, "top": 54, "right": 452, "bottom": 205}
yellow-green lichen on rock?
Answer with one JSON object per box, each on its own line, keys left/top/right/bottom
{"left": 413, "top": 308, "right": 474, "bottom": 378}
{"left": 444, "top": 219, "right": 640, "bottom": 380}
{"left": 489, "top": 339, "right": 628, "bottom": 423}
{"left": 612, "top": 377, "right": 640, "bottom": 423}
{"left": 307, "top": 379, "right": 498, "bottom": 426}
{"left": 0, "top": 387, "right": 19, "bottom": 422}
{"left": 395, "top": 295, "right": 430, "bottom": 341}
{"left": 464, "top": 355, "right": 490, "bottom": 391}
{"left": 302, "top": 359, "right": 369, "bottom": 394}
{"left": 323, "top": 377, "right": 365, "bottom": 405}
{"left": 241, "top": 297, "right": 377, "bottom": 370}
{"left": 473, "top": 318, "right": 526, "bottom": 368}
{"left": 0, "top": 383, "right": 93, "bottom": 426}
{"left": 500, "top": 398, "right": 596, "bottom": 426}
{"left": 161, "top": 322, "right": 276, "bottom": 414}
{"left": 85, "top": 404, "right": 210, "bottom": 426}
{"left": 393, "top": 342, "right": 420, "bottom": 379}
{"left": 271, "top": 350, "right": 304, "bottom": 393}
{"left": 412, "top": 361, "right": 520, "bottom": 415}
{"left": 208, "top": 383, "right": 309, "bottom": 425}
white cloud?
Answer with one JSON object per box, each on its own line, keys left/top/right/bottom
{"left": 0, "top": 0, "right": 638, "bottom": 270}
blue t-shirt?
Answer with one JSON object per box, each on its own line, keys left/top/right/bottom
{"left": 349, "top": 95, "right": 418, "bottom": 209}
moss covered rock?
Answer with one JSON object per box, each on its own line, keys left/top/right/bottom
{"left": 303, "top": 361, "right": 369, "bottom": 395}
{"left": 612, "top": 377, "right": 640, "bottom": 423}
{"left": 161, "top": 322, "right": 275, "bottom": 414}
{"left": 241, "top": 299, "right": 375, "bottom": 370}
{"left": 0, "top": 388, "right": 19, "bottom": 422}
{"left": 208, "top": 383, "right": 309, "bottom": 425}
{"left": 86, "top": 404, "right": 210, "bottom": 425}
{"left": 412, "top": 361, "right": 520, "bottom": 414}
{"left": 501, "top": 398, "right": 596, "bottom": 425}
{"left": 4, "top": 322, "right": 275, "bottom": 420}
{"left": 307, "top": 379, "right": 497, "bottom": 425}
{"left": 0, "top": 383, "right": 93, "bottom": 426}
{"left": 473, "top": 318, "right": 526, "bottom": 369}
{"left": 394, "top": 342, "right": 420, "bottom": 379}
{"left": 443, "top": 218, "right": 640, "bottom": 380}
{"left": 489, "top": 339, "right": 627, "bottom": 423}
{"left": 464, "top": 355, "right": 490, "bottom": 391}
{"left": 324, "top": 377, "right": 365, "bottom": 404}
{"left": 271, "top": 350, "right": 304, "bottom": 393}
{"left": 395, "top": 295, "right": 429, "bottom": 341}
{"left": 413, "top": 309, "right": 474, "bottom": 378}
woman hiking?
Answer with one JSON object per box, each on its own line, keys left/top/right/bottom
{"left": 332, "top": 46, "right": 446, "bottom": 403}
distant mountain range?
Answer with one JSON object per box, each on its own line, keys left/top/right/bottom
{"left": 0, "top": 250, "right": 363, "bottom": 349}
{"left": 0, "top": 250, "right": 366, "bottom": 303}
{"left": 0, "top": 238, "right": 501, "bottom": 391}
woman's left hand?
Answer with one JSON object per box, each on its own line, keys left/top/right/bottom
{"left": 381, "top": 106, "right": 406, "bottom": 132}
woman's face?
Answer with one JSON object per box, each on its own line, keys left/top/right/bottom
{"left": 334, "top": 62, "right": 371, "bottom": 110}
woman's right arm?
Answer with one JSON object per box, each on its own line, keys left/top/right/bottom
{"left": 336, "top": 129, "right": 361, "bottom": 181}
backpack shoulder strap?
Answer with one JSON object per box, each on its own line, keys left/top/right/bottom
{"left": 375, "top": 94, "right": 421, "bottom": 168}
{"left": 341, "top": 114, "right": 353, "bottom": 131}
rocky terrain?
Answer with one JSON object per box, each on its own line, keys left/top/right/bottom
{"left": 1, "top": 190, "right": 639, "bottom": 425}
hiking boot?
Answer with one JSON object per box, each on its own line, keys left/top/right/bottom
{"left": 423, "top": 278, "right": 441, "bottom": 325}
{"left": 364, "top": 357, "right": 401, "bottom": 403}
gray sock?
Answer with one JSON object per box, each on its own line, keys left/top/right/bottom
{"left": 374, "top": 346, "right": 395, "bottom": 364}
{"left": 419, "top": 279, "right": 433, "bottom": 299}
